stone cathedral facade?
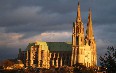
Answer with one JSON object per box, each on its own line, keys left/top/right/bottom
{"left": 18, "top": 2, "right": 97, "bottom": 68}
{"left": 24, "top": 42, "right": 72, "bottom": 68}
{"left": 71, "top": 2, "right": 97, "bottom": 67}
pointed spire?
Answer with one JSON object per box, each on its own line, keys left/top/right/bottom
{"left": 86, "top": 9, "right": 94, "bottom": 40}
{"left": 76, "top": 1, "right": 81, "bottom": 22}
{"left": 88, "top": 9, "right": 92, "bottom": 23}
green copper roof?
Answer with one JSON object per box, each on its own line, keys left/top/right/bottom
{"left": 26, "top": 42, "right": 72, "bottom": 51}
{"left": 46, "top": 42, "right": 72, "bottom": 51}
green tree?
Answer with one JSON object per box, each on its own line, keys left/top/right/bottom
{"left": 99, "top": 46, "right": 116, "bottom": 73}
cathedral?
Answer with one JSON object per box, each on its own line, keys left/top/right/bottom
{"left": 18, "top": 2, "right": 97, "bottom": 68}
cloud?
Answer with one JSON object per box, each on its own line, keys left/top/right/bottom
{"left": 0, "top": 31, "right": 72, "bottom": 49}
{"left": 0, "top": 5, "right": 74, "bottom": 34}
{"left": 0, "top": 32, "right": 24, "bottom": 60}
{"left": 0, "top": 32, "right": 24, "bottom": 47}
{"left": 0, "top": 6, "right": 42, "bottom": 26}
{"left": 0, "top": 31, "right": 72, "bottom": 60}
{"left": 20, "top": 31, "right": 72, "bottom": 44}
{"left": 40, "top": 31, "right": 72, "bottom": 42}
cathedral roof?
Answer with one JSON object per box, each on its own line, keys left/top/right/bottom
{"left": 26, "top": 42, "right": 72, "bottom": 52}
{"left": 46, "top": 42, "right": 72, "bottom": 52}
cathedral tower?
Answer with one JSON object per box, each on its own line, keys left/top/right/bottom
{"left": 71, "top": 2, "right": 97, "bottom": 67}
{"left": 71, "top": 2, "right": 85, "bottom": 65}
{"left": 85, "top": 9, "right": 97, "bottom": 66}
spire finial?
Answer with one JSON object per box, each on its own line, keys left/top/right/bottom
{"left": 88, "top": 8, "right": 92, "bottom": 25}
{"left": 89, "top": 8, "right": 92, "bottom": 19}
{"left": 76, "top": 0, "right": 81, "bottom": 22}
{"left": 78, "top": 0, "right": 80, "bottom": 5}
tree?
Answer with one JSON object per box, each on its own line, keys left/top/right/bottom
{"left": 73, "top": 63, "right": 95, "bottom": 73}
{"left": 2, "top": 59, "right": 15, "bottom": 68}
{"left": 99, "top": 46, "right": 116, "bottom": 73}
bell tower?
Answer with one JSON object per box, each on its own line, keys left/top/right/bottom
{"left": 85, "top": 9, "right": 97, "bottom": 66}
{"left": 71, "top": 1, "right": 85, "bottom": 66}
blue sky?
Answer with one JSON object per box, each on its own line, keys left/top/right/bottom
{"left": 0, "top": 0, "right": 116, "bottom": 65}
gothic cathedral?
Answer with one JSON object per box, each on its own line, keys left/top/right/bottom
{"left": 18, "top": 1, "right": 97, "bottom": 68}
{"left": 71, "top": 2, "right": 97, "bottom": 67}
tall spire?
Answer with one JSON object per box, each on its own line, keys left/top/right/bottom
{"left": 86, "top": 9, "right": 94, "bottom": 40}
{"left": 76, "top": 1, "right": 81, "bottom": 22}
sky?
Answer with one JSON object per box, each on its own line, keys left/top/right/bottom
{"left": 0, "top": 0, "right": 116, "bottom": 65}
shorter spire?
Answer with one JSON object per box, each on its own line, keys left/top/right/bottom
{"left": 86, "top": 9, "right": 94, "bottom": 40}
{"left": 88, "top": 8, "right": 92, "bottom": 23}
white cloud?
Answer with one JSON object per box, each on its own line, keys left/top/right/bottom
{"left": 0, "top": 32, "right": 24, "bottom": 47}
{"left": 40, "top": 31, "right": 72, "bottom": 42}
{"left": 21, "top": 31, "right": 72, "bottom": 43}
{"left": 0, "top": 31, "right": 72, "bottom": 49}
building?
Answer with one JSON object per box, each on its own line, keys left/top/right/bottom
{"left": 18, "top": 49, "right": 26, "bottom": 65}
{"left": 18, "top": 2, "right": 97, "bottom": 68}
{"left": 71, "top": 2, "right": 97, "bottom": 67}
{"left": 25, "top": 42, "right": 72, "bottom": 68}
